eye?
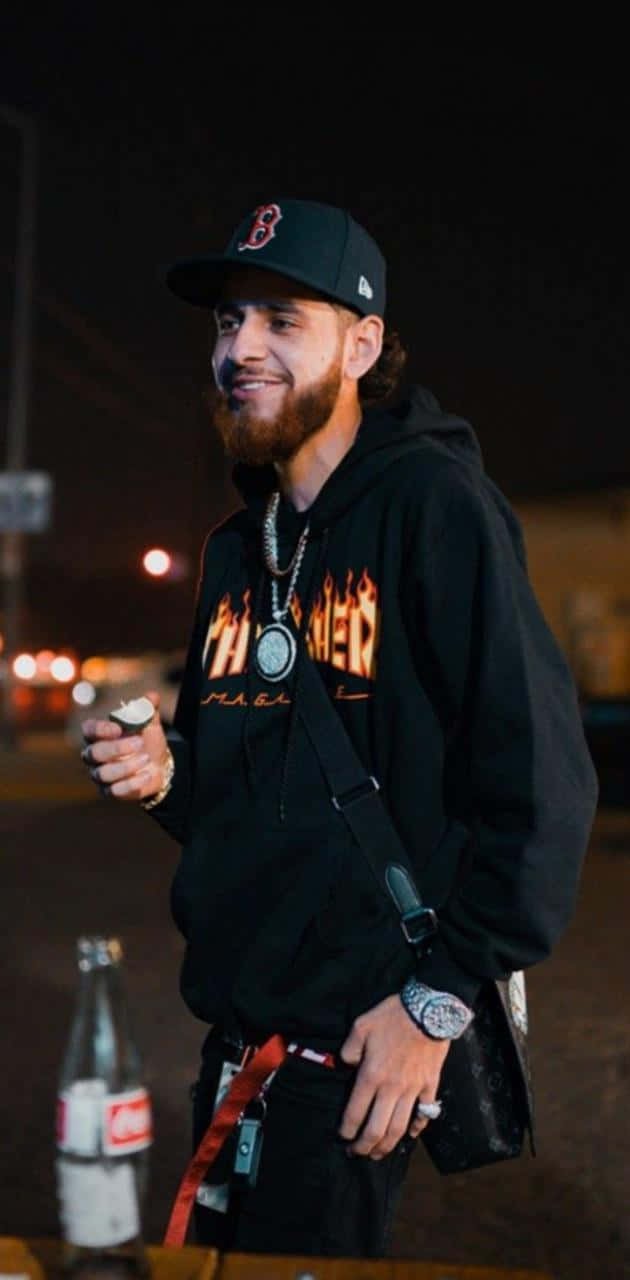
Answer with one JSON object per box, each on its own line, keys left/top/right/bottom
{"left": 216, "top": 315, "right": 239, "bottom": 335}
{"left": 270, "top": 316, "right": 296, "bottom": 331}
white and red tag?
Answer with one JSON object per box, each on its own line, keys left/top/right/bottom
{"left": 57, "top": 1081, "right": 152, "bottom": 1157}
{"left": 286, "top": 1042, "right": 336, "bottom": 1068}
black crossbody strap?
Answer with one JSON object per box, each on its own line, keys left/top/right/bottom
{"left": 296, "top": 654, "right": 438, "bottom": 962}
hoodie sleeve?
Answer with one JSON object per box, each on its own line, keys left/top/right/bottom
{"left": 411, "top": 465, "right": 599, "bottom": 1003}
{"left": 142, "top": 533, "right": 211, "bottom": 844}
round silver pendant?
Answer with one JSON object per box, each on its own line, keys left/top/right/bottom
{"left": 254, "top": 623, "right": 297, "bottom": 683}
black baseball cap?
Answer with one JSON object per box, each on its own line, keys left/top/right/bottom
{"left": 165, "top": 198, "right": 386, "bottom": 318}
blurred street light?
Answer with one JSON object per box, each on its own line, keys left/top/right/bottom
{"left": 81, "top": 656, "right": 108, "bottom": 683}
{"left": 143, "top": 548, "right": 171, "bottom": 577}
{"left": 50, "top": 655, "right": 76, "bottom": 683}
{"left": 72, "top": 680, "right": 96, "bottom": 706}
{"left": 35, "top": 648, "right": 55, "bottom": 675}
{"left": 13, "top": 653, "right": 36, "bottom": 679}
{"left": 142, "top": 548, "right": 190, "bottom": 581}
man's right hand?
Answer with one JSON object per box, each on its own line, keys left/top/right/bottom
{"left": 80, "top": 690, "right": 171, "bottom": 803}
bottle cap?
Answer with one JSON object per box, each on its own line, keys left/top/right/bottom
{"left": 77, "top": 936, "right": 123, "bottom": 971}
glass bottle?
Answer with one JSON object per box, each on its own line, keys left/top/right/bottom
{"left": 55, "top": 937, "right": 152, "bottom": 1277}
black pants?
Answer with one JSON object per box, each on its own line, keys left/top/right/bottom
{"left": 191, "top": 1030, "right": 418, "bottom": 1258}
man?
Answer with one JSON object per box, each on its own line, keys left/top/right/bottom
{"left": 81, "top": 199, "right": 599, "bottom": 1258}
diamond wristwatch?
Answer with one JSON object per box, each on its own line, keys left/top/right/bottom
{"left": 400, "top": 976, "right": 474, "bottom": 1040}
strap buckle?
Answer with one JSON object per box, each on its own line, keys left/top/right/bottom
{"left": 331, "top": 775, "right": 380, "bottom": 812}
{"left": 401, "top": 905, "right": 438, "bottom": 948}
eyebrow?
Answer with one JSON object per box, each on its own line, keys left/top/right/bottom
{"left": 214, "top": 300, "right": 304, "bottom": 317}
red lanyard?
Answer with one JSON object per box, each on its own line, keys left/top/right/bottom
{"left": 163, "top": 1034, "right": 335, "bottom": 1247}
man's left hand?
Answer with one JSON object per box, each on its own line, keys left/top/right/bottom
{"left": 338, "top": 993, "right": 451, "bottom": 1159}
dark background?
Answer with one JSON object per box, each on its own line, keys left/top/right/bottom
{"left": 1, "top": 18, "right": 625, "bottom": 654}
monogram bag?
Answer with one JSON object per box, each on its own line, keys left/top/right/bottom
{"left": 421, "top": 972, "right": 534, "bottom": 1172}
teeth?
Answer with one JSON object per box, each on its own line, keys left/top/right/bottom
{"left": 236, "top": 381, "right": 278, "bottom": 390}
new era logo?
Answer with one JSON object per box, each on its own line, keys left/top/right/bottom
{"left": 358, "top": 275, "right": 373, "bottom": 300}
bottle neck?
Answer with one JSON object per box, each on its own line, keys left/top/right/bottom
{"left": 60, "top": 959, "right": 142, "bottom": 1092}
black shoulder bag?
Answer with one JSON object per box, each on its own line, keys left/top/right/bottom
{"left": 296, "top": 653, "right": 536, "bottom": 1174}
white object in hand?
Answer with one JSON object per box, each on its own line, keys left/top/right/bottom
{"left": 109, "top": 696, "right": 155, "bottom": 732}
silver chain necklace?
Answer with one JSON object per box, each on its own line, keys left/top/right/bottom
{"left": 254, "top": 491, "right": 310, "bottom": 683}
{"left": 262, "top": 492, "right": 305, "bottom": 577}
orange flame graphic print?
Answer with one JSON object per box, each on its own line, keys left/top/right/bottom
{"left": 307, "top": 568, "right": 380, "bottom": 678}
{"left": 201, "top": 570, "right": 380, "bottom": 682}
{"left": 202, "top": 590, "right": 252, "bottom": 678}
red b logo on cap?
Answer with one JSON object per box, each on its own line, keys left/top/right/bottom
{"left": 238, "top": 203, "right": 282, "bottom": 252}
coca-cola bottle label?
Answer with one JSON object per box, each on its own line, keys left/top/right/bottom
{"left": 103, "top": 1088, "right": 153, "bottom": 1156}
{"left": 57, "top": 1080, "right": 106, "bottom": 1156}
{"left": 56, "top": 1082, "right": 152, "bottom": 1156}
{"left": 56, "top": 1157, "right": 140, "bottom": 1247}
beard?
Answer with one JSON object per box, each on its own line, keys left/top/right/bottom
{"left": 207, "top": 357, "right": 344, "bottom": 466}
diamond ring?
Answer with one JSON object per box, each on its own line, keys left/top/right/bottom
{"left": 414, "top": 1099, "right": 442, "bottom": 1121}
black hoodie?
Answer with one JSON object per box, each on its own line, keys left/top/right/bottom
{"left": 148, "top": 386, "right": 599, "bottom": 1050}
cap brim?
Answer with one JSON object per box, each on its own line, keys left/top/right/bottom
{"left": 164, "top": 254, "right": 368, "bottom": 315}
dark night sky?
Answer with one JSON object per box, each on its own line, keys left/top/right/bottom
{"left": 0, "top": 18, "right": 626, "bottom": 652}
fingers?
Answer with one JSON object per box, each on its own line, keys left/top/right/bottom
{"left": 81, "top": 718, "right": 123, "bottom": 744}
{"left": 109, "top": 764, "right": 157, "bottom": 799}
{"left": 339, "top": 1072, "right": 420, "bottom": 1160}
{"left": 81, "top": 734, "right": 145, "bottom": 766}
{"left": 339, "top": 1015, "right": 367, "bottom": 1067}
{"left": 80, "top": 729, "right": 156, "bottom": 802}
{"left": 352, "top": 1089, "right": 423, "bottom": 1159}
{"left": 338, "top": 1062, "right": 439, "bottom": 1156}
{"left": 90, "top": 760, "right": 158, "bottom": 801}
{"left": 338, "top": 1064, "right": 377, "bottom": 1142}
{"left": 374, "top": 1093, "right": 423, "bottom": 1157}
{"left": 345, "top": 1088, "right": 399, "bottom": 1158}
{"left": 408, "top": 1087, "right": 440, "bottom": 1139}
{"left": 90, "top": 752, "right": 151, "bottom": 786}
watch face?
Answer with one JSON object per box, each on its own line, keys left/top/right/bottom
{"left": 422, "top": 995, "right": 469, "bottom": 1039}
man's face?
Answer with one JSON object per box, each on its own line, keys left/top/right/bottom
{"left": 209, "top": 268, "right": 352, "bottom": 466}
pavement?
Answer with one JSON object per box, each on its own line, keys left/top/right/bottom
{"left": 1, "top": 734, "right": 629, "bottom": 1278}
{"left": 0, "top": 731, "right": 99, "bottom": 803}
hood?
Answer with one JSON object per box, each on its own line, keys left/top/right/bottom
{"left": 231, "top": 384, "right": 490, "bottom": 534}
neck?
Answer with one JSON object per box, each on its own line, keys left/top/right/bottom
{"left": 274, "top": 399, "right": 362, "bottom": 512}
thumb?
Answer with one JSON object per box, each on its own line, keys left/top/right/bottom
{"left": 139, "top": 691, "right": 168, "bottom": 752}
{"left": 339, "top": 1021, "right": 367, "bottom": 1066}
{"left": 137, "top": 696, "right": 167, "bottom": 762}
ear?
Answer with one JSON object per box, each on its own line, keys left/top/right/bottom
{"left": 343, "top": 315, "right": 384, "bottom": 381}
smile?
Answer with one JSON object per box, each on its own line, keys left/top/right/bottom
{"left": 230, "top": 380, "right": 285, "bottom": 399}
